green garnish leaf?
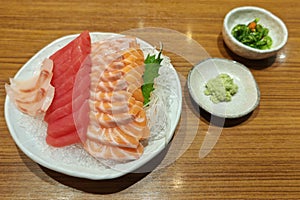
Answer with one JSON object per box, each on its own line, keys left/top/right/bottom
{"left": 142, "top": 50, "right": 163, "bottom": 105}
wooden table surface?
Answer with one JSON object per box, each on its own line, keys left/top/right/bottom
{"left": 1, "top": 0, "right": 300, "bottom": 199}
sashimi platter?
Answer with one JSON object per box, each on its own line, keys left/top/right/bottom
{"left": 4, "top": 31, "right": 182, "bottom": 179}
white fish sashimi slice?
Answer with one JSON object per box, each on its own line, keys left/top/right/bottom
{"left": 5, "top": 58, "right": 55, "bottom": 116}
{"left": 9, "top": 58, "right": 53, "bottom": 91}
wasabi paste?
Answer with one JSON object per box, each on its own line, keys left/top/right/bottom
{"left": 204, "top": 74, "right": 238, "bottom": 103}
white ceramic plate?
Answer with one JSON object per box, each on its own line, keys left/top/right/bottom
{"left": 4, "top": 32, "right": 182, "bottom": 180}
{"left": 188, "top": 58, "right": 260, "bottom": 118}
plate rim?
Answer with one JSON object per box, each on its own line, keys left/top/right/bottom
{"left": 4, "top": 32, "right": 182, "bottom": 180}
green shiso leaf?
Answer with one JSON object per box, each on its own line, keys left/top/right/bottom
{"left": 142, "top": 50, "right": 163, "bottom": 106}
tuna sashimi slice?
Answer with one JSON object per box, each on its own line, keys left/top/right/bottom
{"left": 44, "top": 89, "right": 89, "bottom": 123}
{"left": 47, "top": 114, "right": 76, "bottom": 137}
{"left": 46, "top": 59, "right": 91, "bottom": 118}
{"left": 51, "top": 59, "right": 83, "bottom": 87}
{"left": 46, "top": 131, "right": 81, "bottom": 147}
{"left": 50, "top": 31, "right": 91, "bottom": 78}
{"left": 45, "top": 31, "right": 91, "bottom": 147}
{"left": 47, "top": 99, "right": 89, "bottom": 138}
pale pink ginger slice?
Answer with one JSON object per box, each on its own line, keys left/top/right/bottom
{"left": 5, "top": 58, "right": 55, "bottom": 116}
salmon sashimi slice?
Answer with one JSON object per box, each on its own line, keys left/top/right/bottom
{"left": 87, "top": 125, "right": 140, "bottom": 148}
{"left": 90, "top": 90, "right": 132, "bottom": 102}
{"left": 94, "top": 79, "right": 127, "bottom": 93}
{"left": 85, "top": 139, "right": 144, "bottom": 162}
{"left": 121, "top": 48, "right": 144, "bottom": 68}
{"left": 94, "top": 70, "right": 123, "bottom": 82}
{"left": 91, "top": 65, "right": 144, "bottom": 94}
{"left": 92, "top": 70, "right": 143, "bottom": 93}
{"left": 89, "top": 111, "right": 134, "bottom": 128}
{"left": 91, "top": 54, "right": 124, "bottom": 73}
{"left": 5, "top": 58, "right": 55, "bottom": 116}
{"left": 132, "top": 88, "right": 144, "bottom": 102}
{"left": 83, "top": 36, "right": 151, "bottom": 162}
{"left": 88, "top": 105, "right": 148, "bottom": 142}
{"left": 129, "top": 104, "right": 148, "bottom": 126}
{"left": 41, "top": 35, "right": 150, "bottom": 162}
{"left": 89, "top": 96, "right": 146, "bottom": 128}
{"left": 89, "top": 97, "right": 135, "bottom": 114}
{"left": 118, "top": 122, "right": 148, "bottom": 140}
{"left": 91, "top": 37, "right": 138, "bottom": 56}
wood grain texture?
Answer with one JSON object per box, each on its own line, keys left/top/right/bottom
{"left": 1, "top": 0, "right": 300, "bottom": 199}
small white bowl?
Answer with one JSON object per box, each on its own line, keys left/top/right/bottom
{"left": 222, "top": 6, "right": 288, "bottom": 60}
{"left": 187, "top": 58, "right": 260, "bottom": 118}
